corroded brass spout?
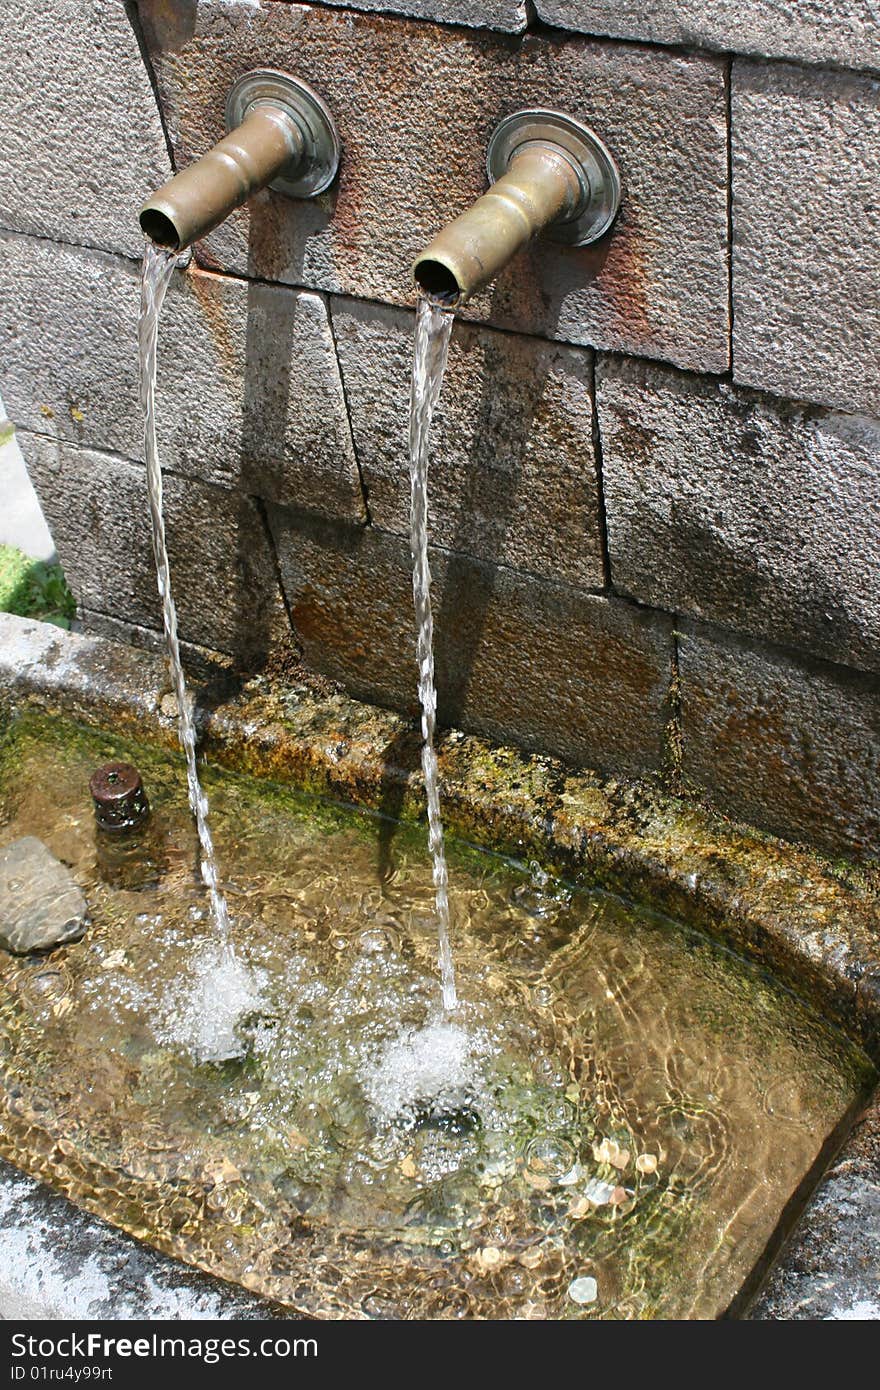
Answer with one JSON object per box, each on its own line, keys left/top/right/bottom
{"left": 414, "top": 109, "right": 621, "bottom": 308}
{"left": 139, "top": 70, "right": 340, "bottom": 252}
{"left": 140, "top": 106, "right": 302, "bottom": 250}
{"left": 414, "top": 145, "right": 580, "bottom": 307}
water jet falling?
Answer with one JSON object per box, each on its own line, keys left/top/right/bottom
{"left": 136, "top": 70, "right": 341, "bottom": 972}
{"left": 408, "top": 297, "right": 457, "bottom": 1011}
{"left": 407, "top": 110, "right": 621, "bottom": 1008}
{"left": 139, "top": 241, "right": 233, "bottom": 950}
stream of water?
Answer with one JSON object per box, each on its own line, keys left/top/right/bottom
{"left": 408, "top": 297, "right": 457, "bottom": 1011}
{"left": 140, "top": 259, "right": 473, "bottom": 1018}
{"left": 138, "top": 241, "right": 233, "bottom": 953}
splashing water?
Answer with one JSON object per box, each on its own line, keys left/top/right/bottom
{"left": 360, "top": 1018, "right": 476, "bottom": 1126}
{"left": 1, "top": 711, "right": 874, "bottom": 1318}
{"left": 138, "top": 242, "right": 233, "bottom": 954}
{"left": 157, "top": 940, "right": 267, "bottom": 1065}
{"left": 409, "top": 298, "right": 457, "bottom": 1011}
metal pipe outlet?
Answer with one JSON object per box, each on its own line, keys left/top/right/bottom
{"left": 413, "top": 109, "right": 621, "bottom": 309}
{"left": 139, "top": 69, "right": 341, "bottom": 252}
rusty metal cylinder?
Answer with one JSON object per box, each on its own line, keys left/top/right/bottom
{"left": 89, "top": 763, "right": 150, "bottom": 833}
{"left": 414, "top": 145, "right": 580, "bottom": 309}
{"left": 139, "top": 105, "right": 303, "bottom": 252}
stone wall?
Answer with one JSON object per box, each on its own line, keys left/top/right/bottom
{"left": 0, "top": 0, "right": 878, "bottom": 861}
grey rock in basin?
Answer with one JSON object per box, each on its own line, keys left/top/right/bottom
{"left": 0, "top": 837, "right": 88, "bottom": 954}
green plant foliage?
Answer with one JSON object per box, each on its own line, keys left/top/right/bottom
{"left": 0, "top": 545, "right": 75, "bottom": 628}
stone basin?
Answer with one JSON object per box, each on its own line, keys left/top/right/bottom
{"left": 0, "top": 611, "right": 878, "bottom": 1320}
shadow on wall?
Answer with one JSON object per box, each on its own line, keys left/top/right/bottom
{"left": 183, "top": 206, "right": 319, "bottom": 686}
{"left": 230, "top": 200, "right": 332, "bottom": 675}
{"left": 620, "top": 503, "right": 878, "bottom": 676}
{"left": 437, "top": 260, "right": 570, "bottom": 729}
{"left": 432, "top": 223, "right": 620, "bottom": 725}
{"left": 488, "top": 198, "right": 654, "bottom": 358}
{"left": 131, "top": 0, "right": 198, "bottom": 56}
{"left": 240, "top": 199, "right": 314, "bottom": 496}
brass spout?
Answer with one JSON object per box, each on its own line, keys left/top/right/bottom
{"left": 413, "top": 109, "right": 621, "bottom": 308}
{"left": 140, "top": 106, "right": 302, "bottom": 250}
{"left": 414, "top": 145, "right": 580, "bottom": 308}
{"left": 139, "top": 69, "right": 340, "bottom": 252}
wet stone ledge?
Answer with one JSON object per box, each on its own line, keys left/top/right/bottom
{"left": 751, "top": 1091, "right": 880, "bottom": 1320}
{"left": 0, "top": 1157, "right": 283, "bottom": 1320}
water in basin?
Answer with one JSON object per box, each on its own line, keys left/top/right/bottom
{"left": 0, "top": 713, "right": 873, "bottom": 1319}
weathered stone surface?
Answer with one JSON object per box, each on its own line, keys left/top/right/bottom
{"left": 267, "top": 509, "right": 673, "bottom": 775}
{"left": 0, "top": 1, "right": 170, "bottom": 259}
{"left": 752, "top": 1093, "right": 880, "bottom": 1321}
{"left": 533, "top": 0, "right": 880, "bottom": 74}
{"left": 0, "top": 234, "right": 139, "bottom": 458}
{"left": 21, "top": 432, "right": 286, "bottom": 665}
{"left": 144, "top": 2, "right": 730, "bottom": 372}
{"left": 679, "top": 620, "right": 880, "bottom": 860}
{"left": 598, "top": 355, "right": 880, "bottom": 676}
{"left": 78, "top": 610, "right": 229, "bottom": 679}
{"left": 295, "top": 0, "right": 528, "bottom": 34}
{"left": 332, "top": 298, "right": 603, "bottom": 587}
{"left": 733, "top": 62, "right": 880, "bottom": 415}
{"left": 0, "top": 614, "right": 171, "bottom": 735}
{"left": 0, "top": 233, "right": 363, "bottom": 518}
{"left": 0, "top": 837, "right": 87, "bottom": 954}
{"left": 0, "top": 1157, "right": 285, "bottom": 1319}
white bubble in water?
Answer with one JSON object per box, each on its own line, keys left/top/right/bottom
{"left": 582, "top": 1178, "right": 617, "bottom": 1207}
{"left": 568, "top": 1276, "right": 598, "bottom": 1306}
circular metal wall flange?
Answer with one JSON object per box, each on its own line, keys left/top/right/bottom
{"left": 225, "top": 69, "right": 341, "bottom": 197}
{"left": 487, "top": 109, "right": 621, "bottom": 247}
